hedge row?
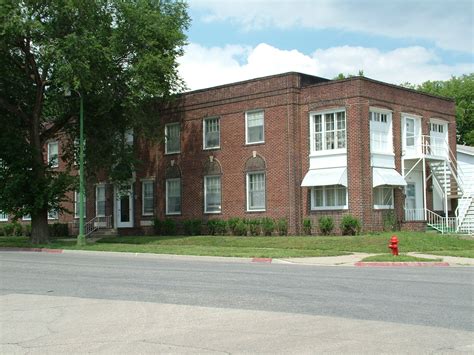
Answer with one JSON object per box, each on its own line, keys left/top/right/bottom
{"left": 153, "top": 217, "right": 289, "bottom": 236}
{"left": 0, "top": 223, "right": 69, "bottom": 238}
{"left": 302, "top": 215, "right": 362, "bottom": 236}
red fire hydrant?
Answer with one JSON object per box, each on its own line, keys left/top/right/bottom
{"left": 388, "top": 235, "right": 399, "bottom": 256}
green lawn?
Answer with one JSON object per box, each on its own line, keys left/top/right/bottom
{"left": 361, "top": 254, "right": 443, "bottom": 262}
{"left": 0, "top": 232, "right": 473, "bottom": 258}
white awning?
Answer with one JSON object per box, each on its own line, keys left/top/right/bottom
{"left": 373, "top": 168, "right": 407, "bottom": 187}
{"left": 301, "top": 168, "right": 347, "bottom": 187}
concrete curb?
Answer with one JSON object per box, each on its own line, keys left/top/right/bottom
{"left": 355, "top": 262, "right": 450, "bottom": 267}
{"left": 0, "top": 247, "right": 63, "bottom": 254}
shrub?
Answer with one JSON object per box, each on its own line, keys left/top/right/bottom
{"left": 12, "top": 222, "right": 23, "bottom": 236}
{"left": 23, "top": 224, "right": 32, "bottom": 237}
{"left": 207, "top": 219, "right": 227, "bottom": 236}
{"left": 318, "top": 216, "right": 334, "bottom": 236}
{"left": 48, "top": 223, "right": 69, "bottom": 237}
{"left": 382, "top": 211, "right": 398, "bottom": 231}
{"left": 340, "top": 215, "right": 361, "bottom": 236}
{"left": 153, "top": 218, "right": 163, "bottom": 235}
{"left": 0, "top": 225, "right": 3, "bottom": 236}
{"left": 276, "top": 218, "right": 288, "bottom": 236}
{"left": 247, "top": 218, "right": 261, "bottom": 236}
{"left": 183, "top": 219, "right": 202, "bottom": 236}
{"left": 163, "top": 218, "right": 177, "bottom": 235}
{"left": 234, "top": 220, "right": 248, "bottom": 236}
{"left": 227, "top": 217, "right": 241, "bottom": 235}
{"left": 261, "top": 217, "right": 274, "bottom": 236}
{"left": 3, "top": 223, "right": 15, "bottom": 236}
{"left": 303, "top": 218, "right": 312, "bottom": 235}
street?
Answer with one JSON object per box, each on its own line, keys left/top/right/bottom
{"left": 1, "top": 251, "right": 473, "bottom": 353}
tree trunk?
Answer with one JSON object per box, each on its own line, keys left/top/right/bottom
{"left": 31, "top": 208, "right": 49, "bottom": 244}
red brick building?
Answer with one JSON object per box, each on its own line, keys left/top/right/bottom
{"left": 2, "top": 72, "right": 461, "bottom": 235}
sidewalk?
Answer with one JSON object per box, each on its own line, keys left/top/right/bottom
{"left": 279, "top": 252, "right": 474, "bottom": 267}
{"left": 2, "top": 247, "right": 473, "bottom": 266}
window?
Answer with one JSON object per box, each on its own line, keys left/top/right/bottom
{"left": 166, "top": 178, "right": 181, "bottom": 215}
{"left": 370, "top": 110, "right": 392, "bottom": 153}
{"left": 203, "top": 117, "right": 220, "bottom": 149}
{"left": 142, "top": 180, "right": 154, "bottom": 216}
{"left": 22, "top": 214, "right": 31, "bottom": 221}
{"left": 247, "top": 172, "right": 265, "bottom": 211}
{"left": 0, "top": 211, "right": 8, "bottom": 222}
{"left": 405, "top": 118, "right": 415, "bottom": 147}
{"left": 96, "top": 185, "right": 106, "bottom": 217}
{"left": 125, "top": 129, "right": 134, "bottom": 145}
{"left": 311, "top": 185, "right": 347, "bottom": 210}
{"left": 373, "top": 187, "right": 394, "bottom": 209}
{"left": 311, "top": 110, "right": 346, "bottom": 153}
{"left": 370, "top": 112, "right": 388, "bottom": 123}
{"left": 430, "top": 123, "right": 444, "bottom": 133}
{"left": 74, "top": 191, "right": 87, "bottom": 218}
{"left": 245, "top": 110, "right": 264, "bottom": 144}
{"left": 48, "top": 141, "right": 59, "bottom": 168}
{"left": 165, "top": 123, "right": 180, "bottom": 154}
{"left": 204, "top": 176, "right": 221, "bottom": 213}
{"left": 48, "top": 209, "right": 58, "bottom": 220}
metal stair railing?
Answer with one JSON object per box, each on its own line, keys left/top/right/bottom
{"left": 72, "top": 215, "right": 112, "bottom": 237}
{"left": 426, "top": 209, "right": 456, "bottom": 234}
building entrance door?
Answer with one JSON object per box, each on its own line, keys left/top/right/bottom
{"left": 115, "top": 185, "right": 133, "bottom": 228}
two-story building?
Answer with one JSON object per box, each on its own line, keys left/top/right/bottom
{"left": 2, "top": 72, "right": 467, "bottom": 235}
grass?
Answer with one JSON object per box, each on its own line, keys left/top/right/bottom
{"left": 0, "top": 231, "right": 472, "bottom": 258}
{"left": 361, "top": 254, "right": 443, "bottom": 262}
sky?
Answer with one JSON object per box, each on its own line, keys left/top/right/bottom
{"left": 178, "top": 0, "right": 474, "bottom": 91}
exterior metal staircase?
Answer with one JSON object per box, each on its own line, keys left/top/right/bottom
{"left": 69, "top": 215, "right": 115, "bottom": 237}
{"left": 425, "top": 140, "right": 473, "bottom": 234}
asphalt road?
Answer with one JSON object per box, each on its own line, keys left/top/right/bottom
{"left": 1, "top": 251, "right": 473, "bottom": 353}
{"left": 1, "top": 251, "right": 473, "bottom": 330}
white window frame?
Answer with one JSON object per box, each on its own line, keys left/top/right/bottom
{"left": 165, "top": 123, "right": 181, "bottom": 154}
{"left": 22, "top": 214, "right": 31, "bottom": 221}
{"left": 310, "top": 185, "right": 348, "bottom": 210}
{"left": 373, "top": 187, "right": 394, "bottom": 209}
{"left": 204, "top": 175, "right": 222, "bottom": 214}
{"left": 74, "top": 191, "right": 87, "bottom": 219}
{"left": 166, "top": 178, "right": 181, "bottom": 215}
{"left": 96, "top": 184, "right": 106, "bottom": 217}
{"left": 309, "top": 108, "right": 346, "bottom": 155}
{"left": 142, "top": 180, "right": 154, "bottom": 216}
{"left": 48, "top": 141, "right": 59, "bottom": 168}
{"left": 246, "top": 172, "right": 266, "bottom": 212}
{"left": 369, "top": 108, "right": 393, "bottom": 154}
{"left": 0, "top": 211, "right": 8, "bottom": 222}
{"left": 203, "top": 117, "right": 220, "bottom": 150}
{"left": 245, "top": 110, "right": 265, "bottom": 145}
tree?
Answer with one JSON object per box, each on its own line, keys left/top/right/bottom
{"left": 401, "top": 74, "right": 474, "bottom": 146}
{"left": 0, "top": 0, "right": 189, "bottom": 243}
{"left": 333, "top": 70, "right": 364, "bottom": 80}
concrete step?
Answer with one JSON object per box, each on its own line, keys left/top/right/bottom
{"left": 91, "top": 228, "right": 117, "bottom": 236}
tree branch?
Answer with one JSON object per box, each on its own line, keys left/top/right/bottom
{"left": 40, "top": 115, "right": 75, "bottom": 143}
{"left": 0, "top": 97, "right": 30, "bottom": 123}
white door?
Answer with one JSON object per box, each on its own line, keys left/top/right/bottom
{"left": 430, "top": 121, "right": 448, "bottom": 157}
{"left": 404, "top": 182, "right": 424, "bottom": 221}
{"left": 403, "top": 116, "right": 421, "bottom": 157}
{"left": 115, "top": 185, "right": 133, "bottom": 228}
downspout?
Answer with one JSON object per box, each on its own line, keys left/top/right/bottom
{"left": 444, "top": 159, "right": 448, "bottom": 233}
{"left": 286, "top": 75, "right": 293, "bottom": 234}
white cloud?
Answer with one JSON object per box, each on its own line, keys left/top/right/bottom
{"left": 178, "top": 42, "right": 473, "bottom": 90}
{"left": 190, "top": 0, "right": 474, "bottom": 53}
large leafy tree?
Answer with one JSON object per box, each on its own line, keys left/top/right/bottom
{"left": 0, "top": 0, "right": 189, "bottom": 243}
{"left": 401, "top": 74, "right": 474, "bottom": 146}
